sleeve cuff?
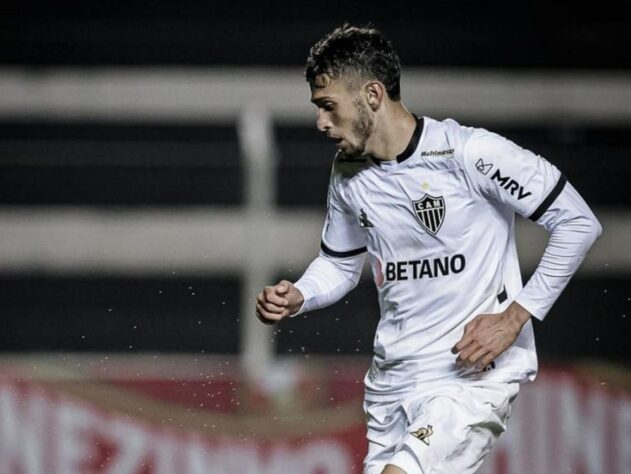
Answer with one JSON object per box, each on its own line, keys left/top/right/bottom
{"left": 513, "top": 293, "right": 548, "bottom": 321}
{"left": 291, "top": 281, "right": 312, "bottom": 317}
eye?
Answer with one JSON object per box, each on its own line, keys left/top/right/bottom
{"left": 322, "top": 102, "right": 335, "bottom": 112}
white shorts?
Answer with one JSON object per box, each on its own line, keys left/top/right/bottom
{"left": 363, "top": 381, "right": 519, "bottom": 474}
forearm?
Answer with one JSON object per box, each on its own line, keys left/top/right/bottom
{"left": 292, "top": 253, "right": 364, "bottom": 315}
{"left": 515, "top": 182, "right": 602, "bottom": 320}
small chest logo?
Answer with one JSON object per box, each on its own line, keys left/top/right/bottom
{"left": 412, "top": 195, "right": 445, "bottom": 235}
{"left": 411, "top": 425, "right": 434, "bottom": 445}
{"left": 358, "top": 208, "right": 374, "bottom": 228}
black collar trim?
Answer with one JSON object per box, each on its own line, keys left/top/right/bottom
{"left": 371, "top": 115, "right": 424, "bottom": 166}
{"left": 397, "top": 115, "right": 423, "bottom": 163}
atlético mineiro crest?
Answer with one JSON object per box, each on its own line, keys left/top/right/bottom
{"left": 412, "top": 194, "right": 445, "bottom": 235}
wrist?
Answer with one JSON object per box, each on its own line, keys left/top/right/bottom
{"left": 288, "top": 283, "right": 306, "bottom": 316}
{"left": 505, "top": 301, "right": 531, "bottom": 329}
{"left": 292, "top": 289, "right": 305, "bottom": 314}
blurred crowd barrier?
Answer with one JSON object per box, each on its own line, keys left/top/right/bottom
{"left": 0, "top": 355, "right": 628, "bottom": 474}
{"left": 0, "top": 68, "right": 629, "bottom": 365}
{"left": 0, "top": 67, "right": 629, "bottom": 473}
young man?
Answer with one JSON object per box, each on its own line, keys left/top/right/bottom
{"left": 255, "top": 25, "right": 601, "bottom": 474}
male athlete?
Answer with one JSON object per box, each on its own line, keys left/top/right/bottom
{"left": 255, "top": 25, "right": 601, "bottom": 473}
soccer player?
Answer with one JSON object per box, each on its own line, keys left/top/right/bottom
{"left": 255, "top": 25, "right": 601, "bottom": 474}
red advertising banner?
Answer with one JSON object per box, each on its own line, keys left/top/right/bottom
{"left": 0, "top": 357, "right": 628, "bottom": 474}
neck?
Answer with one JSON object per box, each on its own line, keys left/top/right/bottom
{"left": 365, "top": 102, "right": 417, "bottom": 161}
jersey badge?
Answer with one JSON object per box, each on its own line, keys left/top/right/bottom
{"left": 475, "top": 158, "right": 493, "bottom": 175}
{"left": 412, "top": 195, "right": 445, "bottom": 235}
{"left": 359, "top": 208, "right": 374, "bottom": 228}
{"left": 411, "top": 425, "right": 434, "bottom": 446}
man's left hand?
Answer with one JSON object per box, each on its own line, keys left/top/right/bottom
{"left": 451, "top": 301, "right": 531, "bottom": 369}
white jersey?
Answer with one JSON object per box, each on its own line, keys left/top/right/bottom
{"left": 294, "top": 115, "right": 600, "bottom": 402}
{"left": 316, "top": 116, "right": 567, "bottom": 400}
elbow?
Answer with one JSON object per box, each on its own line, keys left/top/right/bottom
{"left": 589, "top": 215, "right": 603, "bottom": 246}
{"left": 576, "top": 214, "right": 602, "bottom": 252}
{"left": 349, "top": 270, "right": 362, "bottom": 290}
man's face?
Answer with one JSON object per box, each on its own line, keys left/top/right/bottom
{"left": 310, "top": 74, "right": 374, "bottom": 157}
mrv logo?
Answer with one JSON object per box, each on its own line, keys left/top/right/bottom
{"left": 385, "top": 254, "right": 465, "bottom": 281}
{"left": 491, "top": 169, "right": 532, "bottom": 200}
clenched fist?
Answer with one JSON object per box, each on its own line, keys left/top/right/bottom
{"left": 255, "top": 280, "right": 305, "bottom": 325}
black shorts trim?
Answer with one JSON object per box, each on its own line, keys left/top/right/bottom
{"left": 320, "top": 241, "right": 367, "bottom": 258}
{"left": 529, "top": 175, "right": 567, "bottom": 222}
{"left": 497, "top": 285, "right": 508, "bottom": 304}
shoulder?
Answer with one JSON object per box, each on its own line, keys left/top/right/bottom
{"left": 326, "top": 151, "right": 371, "bottom": 205}
{"left": 428, "top": 118, "right": 515, "bottom": 170}
{"left": 331, "top": 151, "right": 372, "bottom": 180}
{"left": 420, "top": 116, "right": 482, "bottom": 170}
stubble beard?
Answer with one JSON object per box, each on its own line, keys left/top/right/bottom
{"left": 346, "top": 96, "right": 374, "bottom": 157}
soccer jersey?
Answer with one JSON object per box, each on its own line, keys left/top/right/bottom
{"left": 316, "top": 116, "right": 567, "bottom": 400}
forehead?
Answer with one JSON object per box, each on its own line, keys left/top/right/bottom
{"left": 309, "top": 74, "right": 353, "bottom": 102}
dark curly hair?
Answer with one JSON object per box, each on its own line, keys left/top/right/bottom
{"left": 305, "top": 24, "right": 402, "bottom": 101}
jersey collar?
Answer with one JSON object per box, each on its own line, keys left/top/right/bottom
{"left": 370, "top": 115, "right": 424, "bottom": 166}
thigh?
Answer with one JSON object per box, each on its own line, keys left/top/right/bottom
{"left": 389, "top": 382, "right": 518, "bottom": 474}
{"left": 363, "top": 398, "right": 408, "bottom": 474}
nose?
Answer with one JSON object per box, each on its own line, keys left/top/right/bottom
{"left": 316, "top": 109, "right": 332, "bottom": 133}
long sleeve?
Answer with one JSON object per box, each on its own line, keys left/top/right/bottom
{"left": 461, "top": 127, "right": 602, "bottom": 321}
{"left": 292, "top": 252, "right": 365, "bottom": 315}
{"left": 515, "top": 181, "right": 602, "bottom": 320}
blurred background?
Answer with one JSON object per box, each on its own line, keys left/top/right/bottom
{"left": 0, "top": 1, "right": 629, "bottom": 473}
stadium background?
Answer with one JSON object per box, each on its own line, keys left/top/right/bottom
{"left": 0, "top": 1, "right": 629, "bottom": 473}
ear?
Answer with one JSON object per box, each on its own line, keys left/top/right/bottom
{"left": 365, "top": 81, "right": 385, "bottom": 111}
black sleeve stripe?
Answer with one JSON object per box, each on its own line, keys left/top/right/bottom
{"left": 320, "top": 241, "right": 367, "bottom": 258}
{"left": 528, "top": 175, "right": 567, "bottom": 222}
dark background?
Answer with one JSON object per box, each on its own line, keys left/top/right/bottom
{"left": 0, "top": 1, "right": 628, "bottom": 365}
{"left": 1, "top": 1, "right": 629, "bottom": 68}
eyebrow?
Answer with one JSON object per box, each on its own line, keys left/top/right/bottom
{"left": 310, "top": 96, "right": 335, "bottom": 105}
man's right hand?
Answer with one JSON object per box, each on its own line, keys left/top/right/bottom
{"left": 255, "top": 280, "right": 304, "bottom": 325}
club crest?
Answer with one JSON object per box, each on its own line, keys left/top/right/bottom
{"left": 412, "top": 195, "right": 445, "bottom": 235}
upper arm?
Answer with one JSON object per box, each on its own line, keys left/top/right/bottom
{"left": 462, "top": 129, "right": 564, "bottom": 220}
{"left": 320, "top": 164, "right": 368, "bottom": 258}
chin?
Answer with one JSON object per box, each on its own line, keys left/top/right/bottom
{"left": 341, "top": 144, "right": 363, "bottom": 158}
